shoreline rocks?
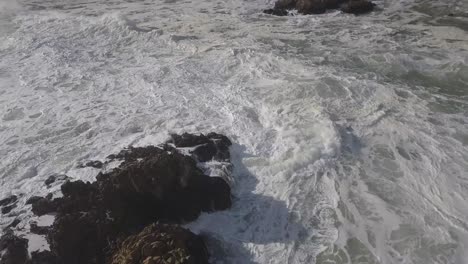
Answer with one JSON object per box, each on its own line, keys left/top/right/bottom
{"left": 1, "top": 133, "right": 233, "bottom": 264}
{"left": 263, "top": 0, "right": 376, "bottom": 16}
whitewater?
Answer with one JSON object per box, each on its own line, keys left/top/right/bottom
{"left": 0, "top": 0, "right": 467, "bottom": 263}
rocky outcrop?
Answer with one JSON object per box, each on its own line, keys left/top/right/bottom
{"left": 20, "top": 133, "right": 233, "bottom": 264}
{"left": 0, "top": 230, "right": 28, "bottom": 264}
{"left": 340, "top": 0, "right": 376, "bottom": 14}
{"left": 264, "top": 0, "right": 375, "bottom": 16}
{"left": 110, "top": 223, "right": 208, "bottom": 264}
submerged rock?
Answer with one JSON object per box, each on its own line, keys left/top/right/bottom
{"left": 0, "top": 230, "right": 28, "bottom": 264}
{"left": 264, "top": 0, "right": 375, "bottom": 15}
{"left": 44, "top": 174, "right": 69, "bottom": 187}
{"left": 1, "top": 204, "right": 16, "bottom": 214}
{"left": 110, "top": 223, "right": 208, "bottom": 264}
{"left": 78, "top": 160, "right": 104, "bottom": 169}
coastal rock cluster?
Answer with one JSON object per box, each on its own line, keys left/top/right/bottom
{"left": 1, "top": 133, "right": 233, "bottom": 264}
{"left": 264, "top": 0, "right": 376, "bottom": 16}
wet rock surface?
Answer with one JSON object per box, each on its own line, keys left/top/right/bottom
{"left": 3, "top": 133, "right": 233, "bottom": 264}
{"left": 264, "top": 0, "right": 375, "bottom": 15}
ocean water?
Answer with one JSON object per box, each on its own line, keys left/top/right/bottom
{"left": 0, "top": 0, "right": 467, "bottom": 263}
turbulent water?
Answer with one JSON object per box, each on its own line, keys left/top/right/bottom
{"left": 1, "top": 0, "right": 468, "bottom": 263}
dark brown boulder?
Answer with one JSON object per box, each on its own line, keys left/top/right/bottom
{"left": 274, "top": 0, "right": 297, "bottom": 9}
{"left": 0, "top": 230, "right": 28, "bottom": 264}
{"left": 110, "top": 223, "right": 208, "bottom": 264}
{"left": 341, "top": 0, "right": 375, "bottom": 14}
{"left": 97, "top": 149, "right": 231, "bottom": 223}
{"left": 296, "top": 0, "right": 327, "bottom": 14}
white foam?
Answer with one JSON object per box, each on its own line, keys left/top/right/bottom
{"left": 0, "top": 0, "right": 467, "bottom": 263}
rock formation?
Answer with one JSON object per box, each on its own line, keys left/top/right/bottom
{"left": 4, "top": 133, "right": 233, "bottom": 264}
{"left": 264, "top": 0, "right": 376, "bottom": 16}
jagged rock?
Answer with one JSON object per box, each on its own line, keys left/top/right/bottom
{"left": 168, "top": 132, "right": 232, "bottom": 162}
{"left": 341, "top": 0, "right": 375, "bottom": 14}
{"left": 0, "top": 230, "right": 28, "bottom": 264}
{"left": 110, "top": 223, "right": 208, "bottom": 264}
{"left": 107, "top": 145, "right": 165, "bottom": 161}
{"left": 96, "top": 149, "right": 231, "bottom": 223}
{"left": 0, "top": 195, "right": 17, "bottom": 207}
{"left": 24, "top": 133, "right": 232, "bottom": 264}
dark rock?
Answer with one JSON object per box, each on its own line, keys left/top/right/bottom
{"left": 341, "top": 0, "right": 376, "bottom": 14}
{"left": 27, "top": 251, "right": 58, "bottom": 264}
{"left": 274, "top": 0, "right": 297, "bottom": 9}
{"left": 106, "top": 145, "right": 164, "bottom": 161}
{"left": 26, "top": 133, "right": 232, "bottom": 264}
{"left": 325, "top": 0, "right": 346, "bottom": 9}
{"left": 267, "top": 0, "right": 376, "bottom": 15}
{"left": 168, "top": 132, "right": 232, "bottom": 162}
{"left": 110, "top": 223, "right": 208, "bottom": 264}
{"left": 31, "top": 197, "right": 58, "bottom": 216}
{"left": 26, "top": 196, "right": 43, "bottom": 205}
{"left": 79, "top": 160, "right": 104, "bottom": 169}
{"left": 0, "top": 195, "right": 17, "bottom": 207}
{"left": 48, "top": 211, "right": 116, "bottom": 264}
{"left": 296, "top": 0, "right": 326, "bottom": 14}
{"left": 44, "top": 174, "right": 69, "bottom": 187}
{"left": 2, "top": 204, "right": 16, "bottom": 214}
{"left": 263, "top": 8, "right": 289, "bottom": 16}
{"left": 96, "top": 150, "right": 231, "bottom": 223}
{"left": 0, "top": 230, "right": 28, "bottom": 264}
{"left": 30, "top": 222, "right": 50, "bottom": 235}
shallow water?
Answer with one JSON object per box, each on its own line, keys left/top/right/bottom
{"left": 0, "top": 0, "right": 467, "bottom": 263}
